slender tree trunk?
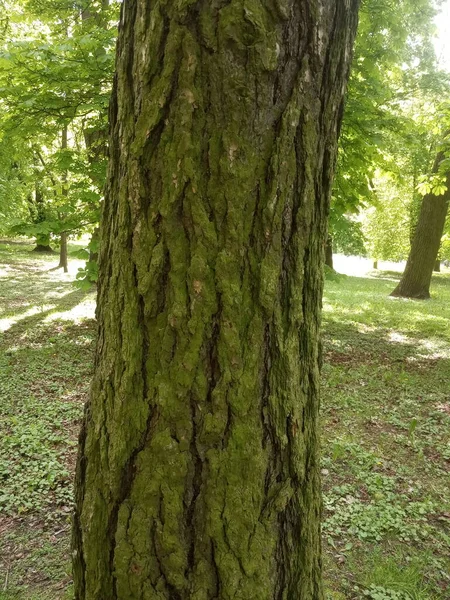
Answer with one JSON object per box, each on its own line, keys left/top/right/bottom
{"left": 30, "top": 181, "right": 53, "bottom": 252}
{"left": 391, "top": 156, "right": 450, "bottom": 298}
{"left": 325, "top": 236, "right": 334, "bottom": 270}
{"left": 58, "top": 126, "right": 69, "bottom": 273}
{"left": 434, "top": 259, "right": 441, "bottom": 272}
{"left": 373, "top": 260, "right": 378, "bottom": 269}
{"left": 58, "top": 231, "right": 68, "bottom": 272}
{"left": 81, "top": 0, "right": 109, "bottom": 266}
{"left": 72, "top": 2, "right": 360, "bottom": 599}
{"left": 409, "top": 169, "right": 421, "bottom": 247}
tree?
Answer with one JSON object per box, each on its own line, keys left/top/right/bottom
{"left": 329, "top": 0, "right": 448, "bottom": 266}
{"left": 390, "top": 149, "right": 450, "bottom": 298}
{"left": 29, "top": 181, "right": 53, "bottom": 252}
{"left": 72, "top": 2, "right": 360, "bottom": 598}
{"left": 0, "top": 0, "right": 118, "bottom": 274}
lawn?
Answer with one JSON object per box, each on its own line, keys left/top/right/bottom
{"left": 322, "top": 266, "right": 450, "bottom": 599}
{"left": 0, "top": 243, "right": 448, "bottom": 599}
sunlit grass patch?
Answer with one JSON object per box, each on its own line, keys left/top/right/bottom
{"left": 322, "top": 263, "right": 450, "bottom": 599}
{"left": 0, "top": 240, "right": 95, "bottom": 598}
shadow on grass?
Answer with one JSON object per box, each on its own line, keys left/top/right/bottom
{"left": 323, "top": 317, "right": 450, "bottom": 372}
{"left": 0, "top": 255, "right": 76, "bottom": 318}
{"left": 324, "top": 271, "right": 450, "bottom": 347}
{"left": 1, "top": 288, "right": 94, "bottom": 344}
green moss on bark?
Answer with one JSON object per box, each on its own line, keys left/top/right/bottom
{"left": 73, "top": 1, "right": 360, "bottom": 598}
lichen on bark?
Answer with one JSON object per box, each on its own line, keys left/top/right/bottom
{"left": 72, "top": 1, "right": 360, "bottom": 598}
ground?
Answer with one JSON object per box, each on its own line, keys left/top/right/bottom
{"left": 0, "top": 243, "right": 448, "bottom": 600}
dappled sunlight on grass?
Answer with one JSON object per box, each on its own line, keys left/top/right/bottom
{"left": 0, "top": 241, "right": 96, "bottom": 597}
{"left": 0, "top": 304, "right": 56, "bottom": 332}
{"left": 0, "top": 241, "right": 96, "bottom": 334}
{"left": 1, "top": 245, "right": 449, "bottom": 598}
{"left": 332, "top": 254, "right": 407, "bottom": 277}
{"left": 324, "top": 260, "right": 450, "bottom": 350}
{"left": 43, "top": 296, "right": 96, "bottom": 323}
{"left": 322, "top": 258, "right": 450, "bottom": 598}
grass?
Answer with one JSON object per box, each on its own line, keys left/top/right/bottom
{"left": 0, "top": 244, "right": 449, "bottom": 599}
{"left": 322, "top": 266, "right": 450, "bottom": 599}
{"left": 0, "top": 240, "right": 95, "bottom": 599}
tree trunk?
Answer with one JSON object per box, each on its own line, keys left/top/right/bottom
{"left": 81, "top": 0, "right": 109, "bottom": 265}
{"left": 58, "top": 230, "right": 68, "bottom": 272}
{"left": 373, "top": 260, "right": 378, "bottom": 269}
{"left": 33, "top": 243, "right": 53, "bottom": 253}
{"left": 30, "top": 181, "right": 53, "bottom": 252}
{"left": 72, "top": 2, "right": 360, "bottom": 599}
{"left": 434, "top": 259, "right": 441, "bottom": 272}
{"left": 325, "top": 236, "right": 334, "bottom": 270}
{"left": 391, "top": 156, "right": 450, "bottom": 298}
{"left": 58, "top": 126, "right": 69, "bottom": 273}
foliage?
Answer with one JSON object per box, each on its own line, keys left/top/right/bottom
{"left": 332, "top": 212, "right": 367, "bottom": 257}
{"left": 0, "top": 0, "right": 119, "bottom": 275}
{"left": 361, "top": 173, "right": 411, "bottom": 261}
{"left": 332, "top": 0, "right": 450, "bottom": 255}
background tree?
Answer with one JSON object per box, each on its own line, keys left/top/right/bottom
{"left": 0, "top": 0, "right": 118, "bottom": 276}
{"left": 72, "top": 1, "right": 360, "bottom": 598}
{"left": 330, "top": 0, "right": 448, "bottom": 262}
{"left": 391, "top": 135, "right": 450, "bottom": 298}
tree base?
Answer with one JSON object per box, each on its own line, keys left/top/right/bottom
{"left": 32, "top": 245, "right": 54, "bottom": 253}
{"left": 390, "top": 287, "right": 430, "bottom": 300}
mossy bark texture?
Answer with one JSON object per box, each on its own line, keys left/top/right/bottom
{"left": 73, "top": 2, "right": 359, "bottom": 598}
{"left": 391, "top": 158, "right": 450, "bottom": 299}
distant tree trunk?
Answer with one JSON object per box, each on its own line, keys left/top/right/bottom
{"left": 81, "top": 0, "right": 109, "bottom": 265}
{"left": 30, "top": 182, "right": 53, "bottom": 252}
{"left": 72, "top": 2, "right": 360, "bottom": 599}
{"left": 373, "top": 260, "right": 378, "bottom": 269}
{"left": 325, "top": 236, "right": 334, "bottom": 269}
{"left": 58, "top": 231, "right": 68, "bottom": 272}
{"left": 434, "top": 259, "right": 441, "bottom": 272}
{"left": 33, "top": 242, "right": 53, "bottom": 253}
{"left": 58, "top": 126, "right": 69, "bottom": 273}
{"left": 391, "top": 156, "right": 450, "bottom": 299}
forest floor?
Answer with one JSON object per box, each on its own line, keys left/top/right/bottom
{"left": 0, "top": 241, "right": 449, "bottom": 600}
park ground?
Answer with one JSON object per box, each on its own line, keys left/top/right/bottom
{"left": 0, "top": 241, "right": 448, "bottom": 600}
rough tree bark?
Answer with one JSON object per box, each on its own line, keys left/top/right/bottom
{"left": 72, "top": 2, "right": 360, "bottom": 599}
{"left": 391, "top": 155, "right": 450, "bottom": 299}
{"left": 325, "top": 235, "right": 334, "bottom": 270}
